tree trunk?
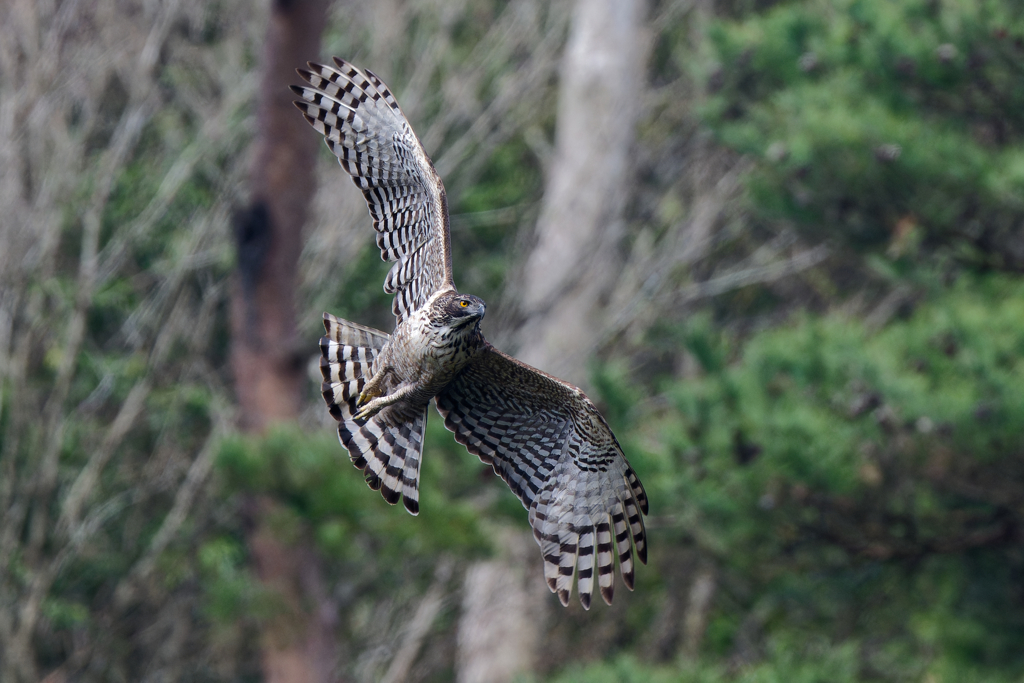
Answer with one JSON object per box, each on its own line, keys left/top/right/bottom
{"left": 231, "top": 1, "right": 336, "bottom": 681}
{"left": 513, "top": 0, "right": 647, "bottom": 389}
{"left": 456, "top": 531, "right": 548, "bottom": 683}
{"left": 247, "top": 497, "right": 340, "bottom": 683}
{"left": 232, "top": 0, "right": 328, "bottom": 429}
{"left": 455, "top": 5, "right": 647, "bottom": 677}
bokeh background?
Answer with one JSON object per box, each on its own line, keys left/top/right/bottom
{"left": 2, "top": 0, "right": 1024, "bottom": 681}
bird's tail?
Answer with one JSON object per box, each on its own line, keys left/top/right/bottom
{"left": 320, "top": 313, "right": 427, "bottom": 515}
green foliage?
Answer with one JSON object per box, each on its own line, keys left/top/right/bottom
{"left": 682, "top": 16, "right": 1024, "bottom": 677}
{"left": 197, "top": 537, "right": 274, "bottom": 625}
{"left": 209, "top": 423, "right": 521, "bottom": 672}
{"left": 451, "top": 137, "right": 545, "bottom": 303}
{"left": 702, "top": 0, "right": 1024, "bottom": 269}
{"left": 216, "top": 424, "right": 492, "bottom": 567}
{"left": 546, "top": 633, "right": 1024, "bottom": 683}
{"left": 545, "top": 640, "right": 863, "bottom": 683}
{"left": 602, "top": 275, "right": 1024, "bottom": 679}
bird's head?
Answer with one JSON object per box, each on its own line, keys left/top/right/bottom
{"left": 436, "top": 292, "right": 486, "bottom": 330}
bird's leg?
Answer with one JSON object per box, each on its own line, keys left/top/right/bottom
{"left": 358, "top": 364, "right": 390, "bottom": 407}
{"left": 352, "top": 382, "right": 416, "bottom": 421}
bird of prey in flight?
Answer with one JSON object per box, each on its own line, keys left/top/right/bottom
{"left": 292, "top": 58, "right": 647, "bottom": 609}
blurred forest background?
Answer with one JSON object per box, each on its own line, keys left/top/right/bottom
{"left": 2, "top": 0, "right": 1024, "bottom": 681}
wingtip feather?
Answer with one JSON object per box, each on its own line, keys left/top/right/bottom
{"left": 622, "top": 567, "right": 636, "bottom": 591}
{"left": 404, "top": 496, "right": 420, "bottom": 516}
{"left": 381, "top": 485, "right": 401, "bottom": 505}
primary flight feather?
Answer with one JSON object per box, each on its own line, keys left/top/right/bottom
{"left": 293, "top": 58, "right": 648, "bottom": 609}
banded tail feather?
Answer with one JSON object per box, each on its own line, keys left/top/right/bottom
{"left": 319, "top": 313, "right": 389, "bottom": 417}
{"left": 337, "top": 404, "right": 427, "bottom": 515}
{"left": 320, "top": 313, "right": 427, "bottom": 515}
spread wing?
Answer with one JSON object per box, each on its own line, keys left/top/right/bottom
{"left": 435, "top": 345, "right": 649, "bottom": 610}
{"left": 292, "top": 58, "right": 455, "bottom": 323}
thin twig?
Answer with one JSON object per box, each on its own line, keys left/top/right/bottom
{"left": 59, "top": 379, "right": 151, "bottom": 529}
{"left": 676, "top": 244, "right": 831, "bottom": 304}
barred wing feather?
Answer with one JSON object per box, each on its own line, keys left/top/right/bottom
{"left": 292, "top": 59, "right": 455, "bottom": 323}
{"left": 320, "top": 314, "right": 428, "bottom": 515}
{"left": 435, "top": 346, "right": 649, "bottom": 609}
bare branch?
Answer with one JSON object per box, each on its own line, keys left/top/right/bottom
{"left": 604, "top": 244, "right": 831, "bottom": 342}
{"left": 59, "top": 379, "right": 151, "bottom": 529}
{"left": 675, "top": 244, "right": 832, "bottom": 305}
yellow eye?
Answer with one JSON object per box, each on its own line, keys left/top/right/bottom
{"left": 459, "top": 300, "right": 469, "bottom": 308}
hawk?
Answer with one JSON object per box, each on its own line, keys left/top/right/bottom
{"left": 292, "top": 58, "right": 648, "bottom": 609}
